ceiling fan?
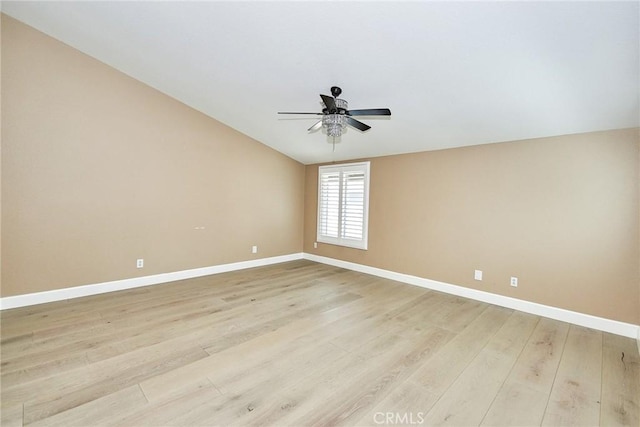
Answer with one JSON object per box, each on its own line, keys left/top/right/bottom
{"left": 278, "top": 86, "right": 391, "bottom": 138}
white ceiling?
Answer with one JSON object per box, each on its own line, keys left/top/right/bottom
{"left": 3, "top": 1, "right": 639, "bottom": 164}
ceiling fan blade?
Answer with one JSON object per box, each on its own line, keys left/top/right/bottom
{"left": 308, "top": 120, "right": 323, "bottom": 132}
{"left": 347, "top": 108, "right": 391, "bottom": 116}
{"left": 320, "top": 94, "right": 337, "bottom": 111}
{"left": 278, "top": 112, "right": 323, "bottom": 115}
{"left": 346, "top": 116, "right": 371, "bottom": 132}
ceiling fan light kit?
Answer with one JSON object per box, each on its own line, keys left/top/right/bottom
{"left": 322, "top": 99, "right": 347, "bottom": 137}
{"left": 279, "top": 86, "right": 391, "bottom": 141}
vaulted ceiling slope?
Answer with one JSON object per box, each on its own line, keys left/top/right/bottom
{"left": 3, "top": 1, "right": 638, "bottom": 164}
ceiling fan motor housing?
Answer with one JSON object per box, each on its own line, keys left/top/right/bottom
{"left": 323, "top": 97, "right": 347, "bottom": 114}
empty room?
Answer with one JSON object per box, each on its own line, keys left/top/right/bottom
{"left": 1, "top": 1, "right": 638, "bottom": 426}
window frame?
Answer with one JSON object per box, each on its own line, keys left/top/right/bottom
{"left": 316, "top": 161, "right": 370, "bottom": 250}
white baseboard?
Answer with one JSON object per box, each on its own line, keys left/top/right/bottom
{"left": 303, "top": 253, "right": 640, "bottom": 340}
{"left": 2, "top": 252, "right": 638, "bottom": 343}
{"left": 0, "top": 253, "right": 304, "bottom": 310}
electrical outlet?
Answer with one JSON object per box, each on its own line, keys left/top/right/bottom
{"left": 474, "top": 270, "right": 483, "bottom": 281}
{"left": 314, "top": 242, "right": 318, "bottom": 249}
{"left": 136, "top": 259, "right": 144, "bottom": 269}
{"left": 510, "top": 277, "right": 518, "bottom": 287}
{"left": 252, "top": 246, "right": 258, "bottom": 254}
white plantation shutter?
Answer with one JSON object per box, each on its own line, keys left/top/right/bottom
{"left": 318, "top": 172, "right": 340, "bottom": 238}
{"left": 317, "top": 162, "right": 370, "bottom": 250}
{"left": 341, "top": 171, "right": 365, "bottom": 240}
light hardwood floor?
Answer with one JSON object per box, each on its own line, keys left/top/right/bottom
{"left": 1, "top": 260, "right": 638, "bottom": 426}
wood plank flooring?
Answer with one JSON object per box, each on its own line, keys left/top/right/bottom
{"left": 1, "top": 260, "right": 638, "bottom": 426}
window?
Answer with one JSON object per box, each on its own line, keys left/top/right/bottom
{"left": 317, "top": 161, "right": 370, "bottom": 250}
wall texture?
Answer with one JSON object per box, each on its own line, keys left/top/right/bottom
{"left": 304, "top": 129, "right": 640, "bottom": 325}
{"left": 1, "top": 15, "right": 305, "bottom": 297}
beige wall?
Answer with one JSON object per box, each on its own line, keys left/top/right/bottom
{"left": 304, "top": 129, "right": 640, "bottom": 325}
{"left": 1, "top": 15, "right": 304, "bottom": 297}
